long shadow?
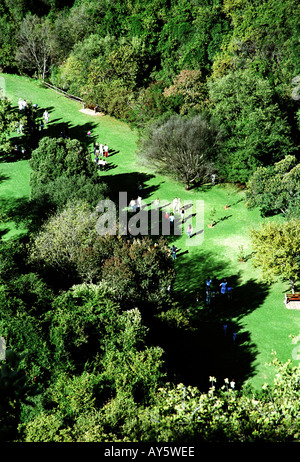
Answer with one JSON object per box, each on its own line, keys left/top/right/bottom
{"left": 146, "top": 253, "right": 270, "bottom": 392}
{"left": 2, "top": 105, "right": 59, "bottom": 162}
{"left": 215, "top": 214, "right": 233, "bottom": 225}
{"left": 99, "top": 171, "right": 160, "bottom": 205}
{"left": 43, "top": 119, "right": 99, "bottom": 147}
{"left": 0, "top": 173, "right": 9, "bottom": 182}
{"left": 0, "top": 195, "right": 55, "bottom": 235}
{"left": 123, "top": 204, "right": 191, "bottom": 243}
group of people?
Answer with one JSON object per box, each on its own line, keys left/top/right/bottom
{"left": 203, "top": 276, "right": 233, "bottom": 307}
{"left": 18, "top": 98, "right": 28, "bottom": 111}
{"left": 166, "top": 197, "right": 194, "bottom": 238}
{"left": 17, "top": 98, "right": 50, "bottom": 137}
{"left": 93, "top": 141, "right": 109, "bottom": 158}
{"left": 15, "top": 98, "right": 51, "bottom": 155}
{"left": 93, "top": 141, "right": 109, "bottom": 170}
{"left": 129, "top": 195, "right": 142, "bottom": 212}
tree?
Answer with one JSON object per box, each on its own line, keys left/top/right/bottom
{"left": 163, "top": 69, "right": 206, "bottom": 115}
{"left": 32, "top": 173, "right": 109, "bottom": 211}
{"left": 29, "top": 201, "right": 100, "bottom": 284}
{"left": 129, "top": 80, "right": 174, "bottom": 131}
{"left": 249, "top": 219, "right": 300, "bottom": 293}
{"left": 214, "top": 0, "right": 300, "bottom": 89}
{"left": 101, "top": 236, "right": 175, "bottom": 310}
{"left": 138, "top": 114, "right": 221, "bottom": 189}
{"left": 46, "top": 284, "right": 124, "bottom": 374}
{"left": 246, "top": 155, "right": 300, "bottom": 218}
{"left": 0, "top": 97, "right": 18, "bottom": 154}
{"left": 0, "top": 280, "right": 53, "bottom": 382}
{"left": 58, "top": 34, "right": 150, "bottom": 118}
{"left": 15, "top": 14, "right": 54, "bottom": 80}
{"left": 29, "top": 136, "right": 97, "bottom": 197}
{"left": 0, "top": 350, "right": 37, "bottom": 441}
{"left": 29, "top": 199, "right": 175, "bottom": 297}
{"left": 0, "top": 4, "right": 18, "bottom": 69}
{"left": 20, "top": 351, "right": 300, "bottom": 442}
{"left": 208, "top": 69, "right": 295, "bottom": 182}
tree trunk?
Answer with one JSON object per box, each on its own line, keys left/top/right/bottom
{"left": 289, "top": 278, "right": 295, "bottom": 294}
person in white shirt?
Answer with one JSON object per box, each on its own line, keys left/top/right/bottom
{"left": 43, "top": 110, "right": 49, "bottom": 124}
{"left": 100, "top": 143, "right": 104, "bottom": 157}
{"left": 129, "top": 199, "right": 136, "bottom": 212}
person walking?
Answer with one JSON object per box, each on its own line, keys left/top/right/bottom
{"left": 129, "top": 198, "right": 136, "bottom": 212}
{"left": 220, "top": 279, "right": 227, "bottom": 295}
{"left": 187, "top": 223, "right": 193, "bottom": 238}
{"left": 172, "top": 197, "right": 178, "bottom": 214}
{"left": 169, "top": 213, "right": 175, "bottom": 226}
{"left": 104, "top": 143, "right": 109, "bottom": 158}
{"left": 180, "top": 206, "right": 185, "bottom": 222}
{"left": 100, "top": 143, "right": 104, "bottom": 157}
{"left": 43, "top": 110, "right": 49, "bottom": 124}
{"left": 227, "top": 285, "right": 233, "bottom": 300}
{"left": 206, "top": 277, "right": 212, "bottom": 288}
{"left": 136, "top": 196, "right": 142, "bottom": 211}
{"left": 171, "top": 245, "right": 177, "bottom": 260}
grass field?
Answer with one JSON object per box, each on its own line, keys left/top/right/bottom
{"left": 1, "top": 72, "right": 300, "bottom": 390}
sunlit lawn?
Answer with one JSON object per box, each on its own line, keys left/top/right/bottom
{"left": 1, "top": 72, "right": 300, "bottom": 390}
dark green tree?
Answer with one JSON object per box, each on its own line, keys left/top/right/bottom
{"left": 208, "top": 69, "right": 295, "bottom": 182}
{"left": 249, "top": 219, "right": 300, "bottom": 293}
{"left": 0, "top": 350, "right": 37, "bottom": 441}
{"left": 246, "top": 155, "right": 300, "bottom": 218}
{"left": 29, "top": 136, "right": 97, "bottom": 197}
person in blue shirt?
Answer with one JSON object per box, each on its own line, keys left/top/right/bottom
{"left": 220, "top": 279, "right": 227, "bottom": 295}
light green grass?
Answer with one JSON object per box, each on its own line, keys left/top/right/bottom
{"left": 1, "top": 72, "right": 300, "bottom": 390}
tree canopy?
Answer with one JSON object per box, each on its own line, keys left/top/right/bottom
{"left": 249, "top": 219, "right": 300, "bottom": 293}
{"left": 246, "top": 155, "right": 300, "bottom": 218}
{"left": 0, "top": 0, "right": 300, "bottom": 443}
{"left": 138, "top": 114, "right": 221, "bottom": 189}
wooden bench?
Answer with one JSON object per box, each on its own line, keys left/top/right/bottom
{"left": 285, "top": 294, "right": 300, "bottom": 310}
{"left": 83, "top": 103, "right": 100, "bottom": 113}
{"left": 285, "top": 293, "right": 300, "bottom": 303}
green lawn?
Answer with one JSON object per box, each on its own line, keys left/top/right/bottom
{"left": 1, "top": 72, "right": 300, "bottom": 390}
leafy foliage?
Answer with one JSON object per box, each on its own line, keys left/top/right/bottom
{"left": 1, "top": 0, "right": 300, "bottom": 443}
{"left": 29, "top": 137, "right": 96, "bottom": 194}
{"left": 246, "top": 155, "right": 300, "bottom": 218}
{"left": 208, "top": 69, "right": 295, "bottom": 182}
{"left": 249, "top": 219, "right": 300, "bottom": 292}
{"left": 0, "top": 350, "right": 37, "bottom": 441}
{"left": 138, "top": 114, "right": 221, "bottom": 189}
{"left": 0, "top": 97, "right": 19, "bottom": 153}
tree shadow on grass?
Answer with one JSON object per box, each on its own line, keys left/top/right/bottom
{"left": 147, "top": 252, "right": 270, "bottom": 392}
{"left": 0, "top": 195, "right": 55, "bottom": 236}
{"left": 0, "top": 172, "right": 10, "bottom": 182}
{"left": 42, "top": 119, "right": 99, "bottom": 147}
{"left": 0, "top": 227, "right": 12, "bottom": 239}
{"left": 100, "top": 171, "right": 160, "bottom": 205}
